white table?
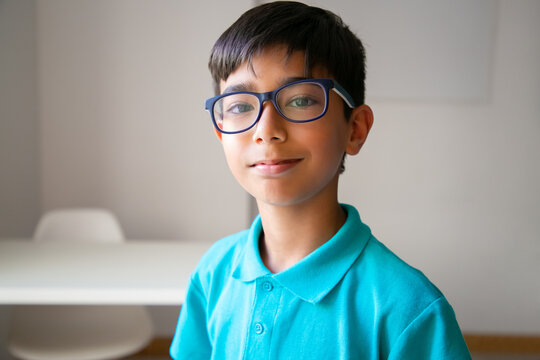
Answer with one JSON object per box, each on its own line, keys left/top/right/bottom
{"left": 0, "top": 239, "right": 212, "bottom": 305}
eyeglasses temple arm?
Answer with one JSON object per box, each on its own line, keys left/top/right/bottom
{"left": 332, "top": 82, "right": 356, "bottom": 108}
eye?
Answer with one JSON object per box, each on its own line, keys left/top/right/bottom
{"left": 287, "top": 96, "right": 318, "bottom": 108}
{"left": 226, "top": 102, "right": 255, "bottom": 114}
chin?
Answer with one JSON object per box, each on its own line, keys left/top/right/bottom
{"left": 254, "top": 191, "right": 319, "bottom": 208}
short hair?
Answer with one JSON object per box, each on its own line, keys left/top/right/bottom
{"left": 208, "top": 1, "right": 367, "bottom": 117}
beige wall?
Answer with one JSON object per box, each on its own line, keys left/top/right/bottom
{"left": 0, "top": 0, "right": 39, "bottom": 237}
{"left": 0, "top": 0, "right": 539, "bottom": 340}
{"left": 0, "top": 1, "right": 39, "bottom": 357}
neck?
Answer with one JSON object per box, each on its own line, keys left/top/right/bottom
{"left": 256, "top": 185, "right": 346, "bottom": 273}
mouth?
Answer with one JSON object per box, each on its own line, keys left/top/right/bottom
{"left": 249, "top": 158, "right": 303, "bottom": 176}
{"left": 250, "top": 159, "right": 302, "bottom": 167}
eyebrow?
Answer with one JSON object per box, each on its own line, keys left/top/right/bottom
{"left": 221, "top": 76, "right": 309, "bottom": 95}
{"left": 222, "top": 82, "right": 252, "bottom": 94}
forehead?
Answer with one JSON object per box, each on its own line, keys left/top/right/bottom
{"left": 219, "top": 45, "right": 330, "bottom": 93}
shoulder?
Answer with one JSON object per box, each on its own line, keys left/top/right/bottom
{"left": 346, "top": 236, "right": 469, "bottom": 355}
{"left": 361, "top": 236, "right": 442, "bottom": 300}
{"left": 344, "top": 235, "right": 446, "bottom": 326}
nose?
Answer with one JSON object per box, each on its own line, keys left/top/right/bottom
{"left": 252, "top": 101, "right": 287, "bottom": 144}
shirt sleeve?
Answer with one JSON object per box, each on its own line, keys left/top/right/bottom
{"left": 170, "top": 275, "right": 212, "bottom": 360}
{"left": 388, "top": 297, "right": 472, "bottom": 360}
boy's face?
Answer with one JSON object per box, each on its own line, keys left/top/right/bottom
{"left": 216, "top": 45, "right": 371, "bottom": 208}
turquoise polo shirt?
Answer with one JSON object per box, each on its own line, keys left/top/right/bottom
{"left": 170, "top": 204, "right": 471, "bottom": 359}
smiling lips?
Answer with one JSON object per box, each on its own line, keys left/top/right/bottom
{"left": 250, "top": 158, "right": 303, "bottom": 176}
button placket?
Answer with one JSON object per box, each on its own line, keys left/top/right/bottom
{"left": 245, "top": 278, "right": 282, "bottom": 358}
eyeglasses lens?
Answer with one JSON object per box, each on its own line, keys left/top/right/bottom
{"left": 276, "top": 82, "right": 326, "bottom": 121}
{"left": 213, "top": 93, "right": 259, "bottom": 133}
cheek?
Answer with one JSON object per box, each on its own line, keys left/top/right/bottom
{"left": 306, "top": 123, "right": 348, "bottom": 160}
{"left": 311, "top": 99, "right": 350, "bottom": 149}
{"left": 221, "top": 137, "right": 248, "bottom": 177}
{"left": 318, "top": 137, "right": 347, "bottom": 171}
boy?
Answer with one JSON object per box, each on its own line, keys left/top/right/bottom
{"left": 171, "top": 2, "right": 471, "bottom": 359}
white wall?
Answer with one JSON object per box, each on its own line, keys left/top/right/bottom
{"left": 1, "top": 0, "right": 539, "bottom": 340}
{"left": 36, "top": 0, "right": 253, "bottom": 240}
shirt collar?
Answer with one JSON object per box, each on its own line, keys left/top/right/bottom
{"left": 232, "top": 204, "right": 371, "bottom": 304}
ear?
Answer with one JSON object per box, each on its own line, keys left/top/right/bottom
{"left": 345, "top": 104, "right": 374, "bottom": 155}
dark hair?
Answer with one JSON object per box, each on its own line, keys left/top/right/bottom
{"left": 208, "top": 1, "right": 367, "bottom": 118}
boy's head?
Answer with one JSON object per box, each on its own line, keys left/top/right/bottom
{"left": 208, "top": 1, "right": 366, "bottom": 120}
{"left": 205, "top": 2, "right": 373, "bottom": 207}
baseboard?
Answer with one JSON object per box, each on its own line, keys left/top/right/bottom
{"left": 464, "top": 334, "right": 540, "bottom": 353}
{"left": 135, "top": 337, "right": 173, "bottom": 356}
{"left": 136, "top": 334, "right": 540, "bottom": 356}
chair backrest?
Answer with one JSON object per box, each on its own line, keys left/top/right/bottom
{"left": 33, "top": 208, "right": 125, "bottom": 243}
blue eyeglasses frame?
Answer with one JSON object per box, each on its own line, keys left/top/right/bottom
{"left": 204, "top": 78, "right": 356, "bottom": 134}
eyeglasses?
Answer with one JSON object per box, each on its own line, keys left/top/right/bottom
{"left": 205, "top": 78, "right": 355, "bottom": 134}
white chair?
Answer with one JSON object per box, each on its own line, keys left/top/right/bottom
{"left": 8, "top": 208, "right": 154, "bottom": 360}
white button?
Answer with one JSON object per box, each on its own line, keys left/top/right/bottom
{"left": 254, "top": 322, "right": 264, "bottom": 335}
{"left": 262, "top": 281, "right": 273, "bottom": 292}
